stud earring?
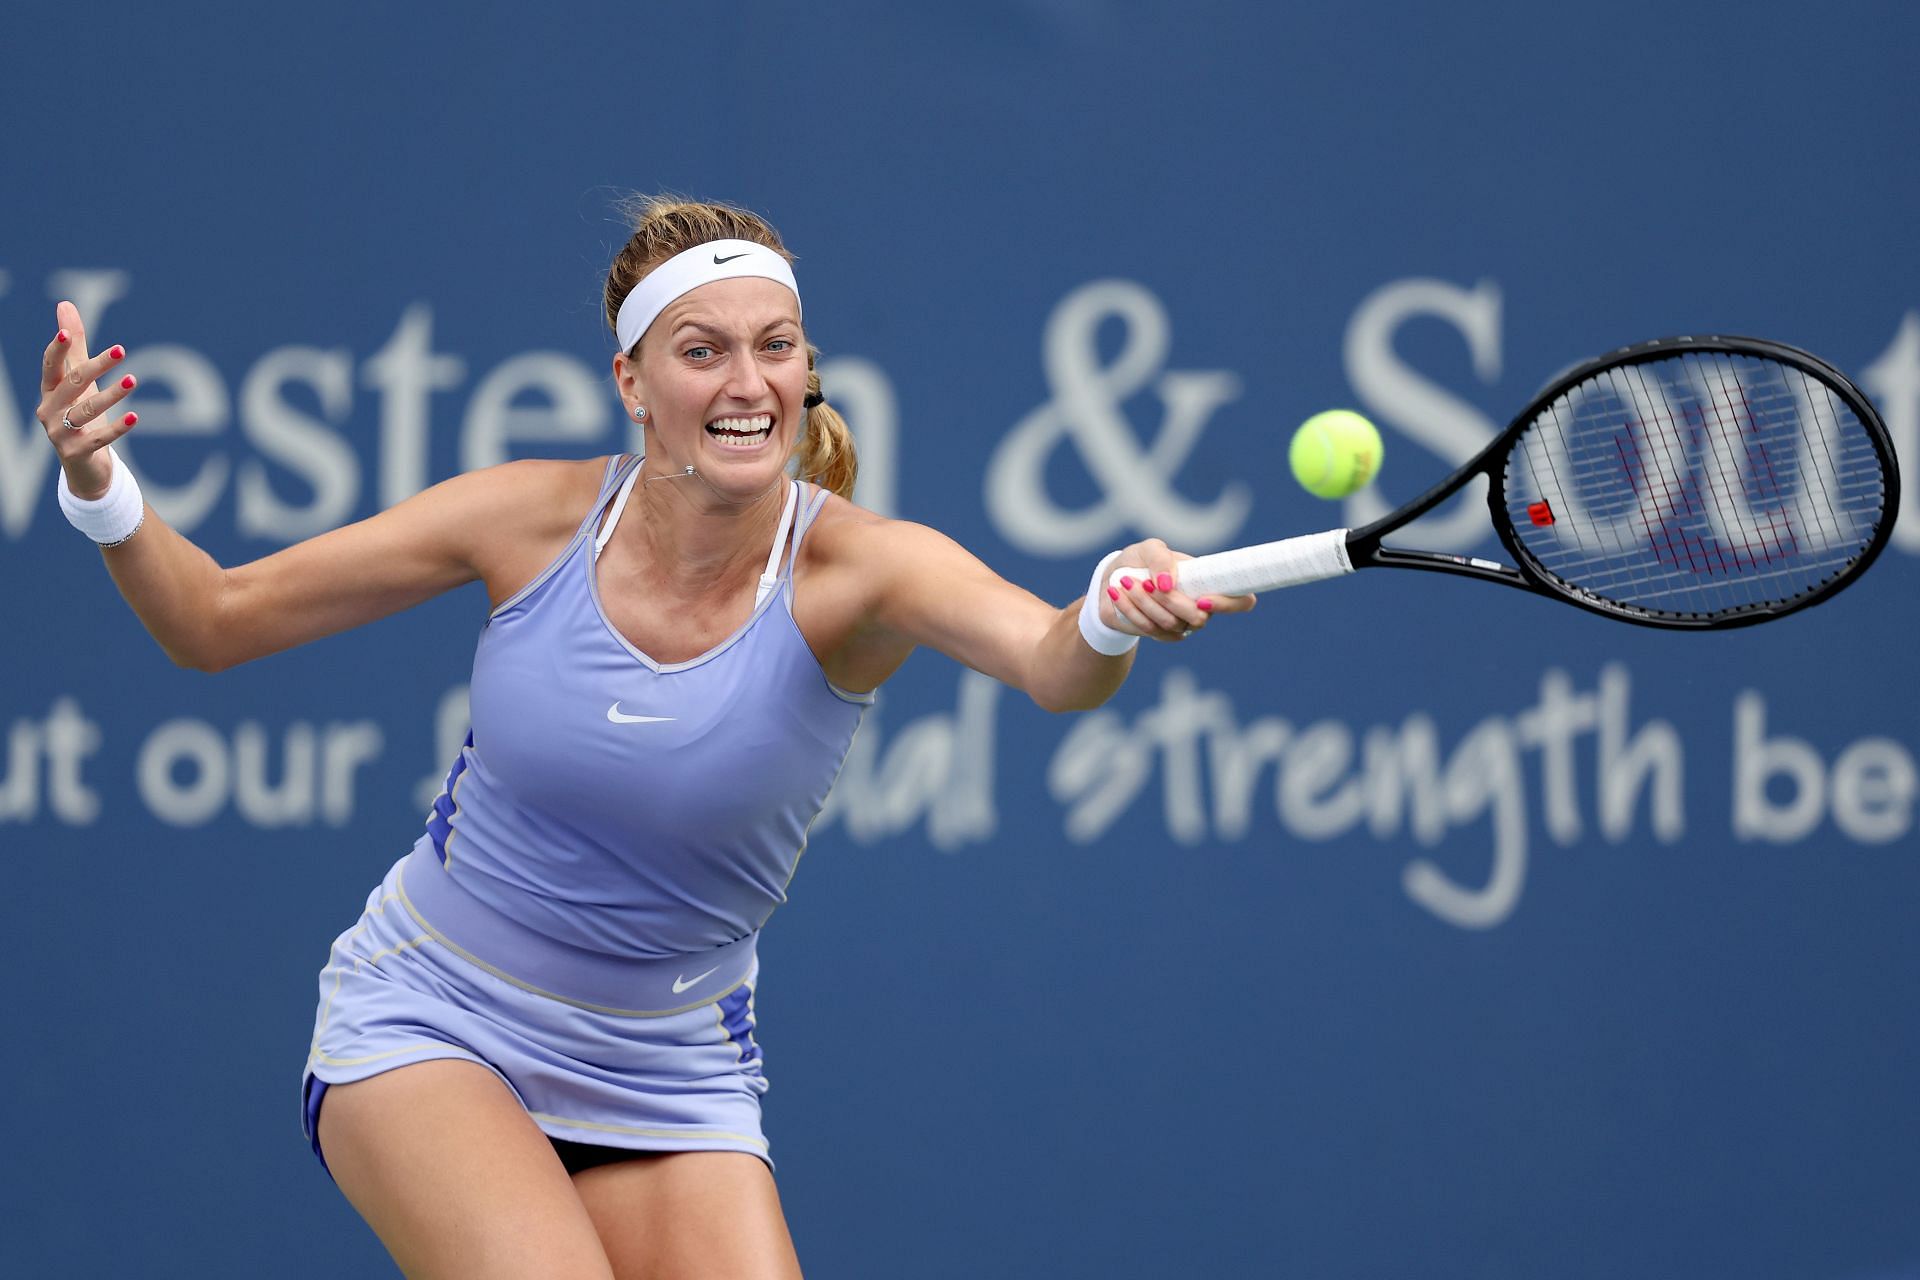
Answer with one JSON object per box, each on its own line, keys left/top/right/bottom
{"left": 632, "top": 406, "right": 647, "bottom": 422}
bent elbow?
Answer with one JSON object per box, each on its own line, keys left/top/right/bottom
{"left": 161, "top": 630, "right": 234, "bottom": 674}
{"left": 1030, "top": 687, "right": 1110, "bottom": 715}
{"left": 165, "top": 641, "right": 221, "bottom": 673}
{"left": 174, "top": 571, "right": 241, "bottom": 672}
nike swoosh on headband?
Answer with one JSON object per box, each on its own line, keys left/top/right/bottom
{"left": 607, "top": 702, "right": 675, "bottom": 724}
{"left": 615, "top": 239, "right": 802, "bottom": 352}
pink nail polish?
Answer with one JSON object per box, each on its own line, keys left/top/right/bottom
{"left": 1142, "top": 579, "right": 1156, "bottom": 594}
{"left": 56, "top": 330, "right": 69, "bottom": 345}
{"left": 1119, "top": 576, "right": 1134, "bottom": 590}
{"left": 1198, "top": 598, "right": 1214, "bottom": 612}
{"left": 123, "top": 412, "right": 138, "bottom": 427}
{"left": 110, "top": 345, "right": 125, "bottom": 360}
{"left": 1156, "top": 572, "right": 1173, "bottom": 593}
{"left": 1106, "top": 587, "right": 1120, "bottom": 601}
{"left": 120, "top": 375, "right": 136, "bottom": 390}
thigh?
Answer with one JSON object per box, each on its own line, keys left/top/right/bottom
{"left": 573, "top": 1151, "right": 803, "bottom": 1280}
{"left": 317, "top": 1058, "right": 616, "bottom": 1280}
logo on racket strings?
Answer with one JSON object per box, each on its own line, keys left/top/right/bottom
{"left": 1513, "top": 361, "right": 1861, "bottom": 566}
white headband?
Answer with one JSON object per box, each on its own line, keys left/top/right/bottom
{"left": 614, "top": 238, "right": 802, "bottom": 352}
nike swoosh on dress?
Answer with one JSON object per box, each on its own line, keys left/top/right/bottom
{"left": 673, "top": 965, "right": 722, "bottom": 993}
{"left": 607, "top": 703, "right": 676, "bottom": 724}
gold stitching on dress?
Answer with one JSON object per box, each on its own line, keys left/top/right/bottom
{"left": 527, "top": 1111, "right": 767, "bottom": 1151}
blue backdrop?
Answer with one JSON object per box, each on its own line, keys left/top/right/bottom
{"left": 5, "top": 2, "right": 1917, "bottom": 1276}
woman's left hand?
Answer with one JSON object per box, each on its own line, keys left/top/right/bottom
{"left": 1099, "top": 538, "right": 1256, "bottom": 643}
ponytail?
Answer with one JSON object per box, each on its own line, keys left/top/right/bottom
{"left": 793, "top": 349, "right": 857, "bottom": 500}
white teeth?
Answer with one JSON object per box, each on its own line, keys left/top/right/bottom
{"left": 705, "top": 414, "right": 773, "bottom": 450}
{"left": 707, "top": 414, "right": 772, "bottom": 434}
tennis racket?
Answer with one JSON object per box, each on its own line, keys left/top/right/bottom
{"left": 1116, "top": 335, "right": 1901, "bottom": 630}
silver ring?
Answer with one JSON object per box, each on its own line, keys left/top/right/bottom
{"left": 60, "top": 409, "right": 82, "bottom": 432}
{"left": 1178, "top": 626, "right": 1194, "bottom": 638}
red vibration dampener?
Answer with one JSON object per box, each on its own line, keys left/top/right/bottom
{"left": 1528, "top": 501, "right": 1555, "bottom": 526}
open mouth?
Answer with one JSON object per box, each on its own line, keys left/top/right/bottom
{"left": 705, "top": 414, "right": 774, "bottom": 449}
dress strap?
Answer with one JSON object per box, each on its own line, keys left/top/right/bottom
{"left": 784, "top": 483, "right": 831, "bottom": 577}
{"left": 598, "top": 453, "right": 627, "bottom": 491}
{"left": 592, "top": 460, "right": 644, "bottom": 562}
{"left": 756, "top": 481, "right": 800, "bottom": 607}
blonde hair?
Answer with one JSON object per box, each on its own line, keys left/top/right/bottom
{"left": 605, "top": 195, "right": 857, "bottom": 501}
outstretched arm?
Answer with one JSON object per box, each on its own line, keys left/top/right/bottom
{"left": 37, "top": 302, "right": 571, "bottom": 673}
{"left": 840, "top": 514, "right": 1253, "bottom": 713}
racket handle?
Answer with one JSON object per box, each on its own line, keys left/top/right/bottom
{"left": 1110, "top": 529, "right": 1354, "bottom": 597}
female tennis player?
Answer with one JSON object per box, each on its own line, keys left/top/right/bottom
{"left": 38, "top": 197, "right": 1251, "bottom": 1279}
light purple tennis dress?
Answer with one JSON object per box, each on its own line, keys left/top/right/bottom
{"left": 301, "top": 455, "right": 871, "bottom": 1175}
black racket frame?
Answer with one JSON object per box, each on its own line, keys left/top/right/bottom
{"left": 1343, "top": 334, "right": 1901, "bottom": 630}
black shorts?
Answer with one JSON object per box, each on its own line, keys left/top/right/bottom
{"left": 549, "top": 1135, "right": 656, "bottom": 1175}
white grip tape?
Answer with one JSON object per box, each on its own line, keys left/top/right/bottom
{"left": 1111, "top": 529, "right": 1354, "bottom": 597}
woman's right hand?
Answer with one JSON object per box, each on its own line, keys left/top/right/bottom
{"left": 38, "top": 300, "right": 137, "bottom": 500}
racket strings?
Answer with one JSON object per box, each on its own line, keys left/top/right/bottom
{"left": 1521, "top": 361, "right": 1877, "bottom": 610}
{"left": 1506, "top": 352, "right": 1886, "bottom": 619}
{"left": 1525, "top": 387, "right": 1873, "bottom": 611}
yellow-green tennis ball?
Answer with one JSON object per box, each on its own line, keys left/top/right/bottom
{"left": 1289, "top": 410, "right": 1383, "bottom": 499}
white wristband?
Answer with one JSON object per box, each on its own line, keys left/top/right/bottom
{"left": 1077, "top": 549, "right": 1139, "bottom": 656}
{"left": 57, "top": 447, "right": 147, "bottom": 547}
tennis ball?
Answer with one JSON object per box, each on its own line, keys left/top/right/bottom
{"left": 1289, "top": 410, "right": 1383, "bottom": 499}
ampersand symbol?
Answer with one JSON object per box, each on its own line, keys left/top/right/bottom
{"left": 986, "top": 280, "right": 1251, "bottom": 555}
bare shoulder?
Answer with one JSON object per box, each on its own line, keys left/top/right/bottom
{"left": 798, "top": 489, "right": 957, "bottom": 574}
{"left": 790, "top": 490, "right": 925, "bottom": 692}
{"left": 462, "top": 456, "right": 619, "bottom": 604}
{"left": 790, "top": 486, "right": 1055, "bottom": 695}
{"left": 459, "top": 456, "right": 610, "bottom": 536}
{"left": 795, "top": 486, "right": 1009, "bottom": 627}
{"left": 799, "top": 489, "right": 885, "bottom": 557}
